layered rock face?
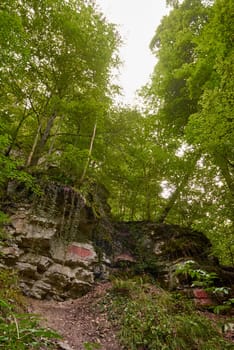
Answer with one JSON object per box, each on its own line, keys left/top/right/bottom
{"left": 1, "top": 182, "right": 233, "bottom": 301}
{"left": 1, "top": 183, "right": 104, "bottom": 300}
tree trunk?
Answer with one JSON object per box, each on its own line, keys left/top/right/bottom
{"left": 5, "top": 113, "right": 29, "bottom": 157}
{"left": 48, "top": 115, "right": 64, "bottom": 156}
{"left": 145, "top": 180, "right": 151, "bottom": 221}
{"left": 28, "top": 113, "right": 57, "bottom": 166}
{"left": 79, "top": 121, "right": 97, "bottom": 184}
{"left": 25, "top": 124, "right": 42, "bottom": 167}
{"left": 157, "top": 153, "right": 200, "bottom": 223}
{"left": 157, "top": 179, "right": 186, "bottom": 223}
{"left": 215, "top": 153, "right": 234, "bottom": 199}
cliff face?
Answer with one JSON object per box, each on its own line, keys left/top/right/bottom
{"left": 1, "top": 182, "right": 233, "bottom": 300}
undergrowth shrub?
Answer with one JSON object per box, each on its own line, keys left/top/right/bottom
{"left": 175, "top": 260, "right": 233, "bottom": 314}
{"left": 0, "top": 210, "right": 61, "bottom": 349}
{"left": 0, "top": 267, "right": 60, "bottom": 349}
{"left": 104, "top": 278, "right": 233, "bottom": 350}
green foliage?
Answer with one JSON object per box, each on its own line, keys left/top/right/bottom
{"left": 0, "top": 299, "right": 60, "bottom": 349}
{"left": 0, "top": 211, "right": 8, "bottom": 226}
{"left": 0, "top": 270, "right": 23, "bottom": 312}
{"left": 212, "top": 298, "right": 234, "bottom": 315}
{"left": 0, "top": 121, "right": 40, "bottom": 199}
{"left": 0, "top": 0, "right": 233, "bottom": 268}
{"left": 83, "top": 341, "right": 101, "bottom": 350}
{"left": 175, "top": 261, "right": 233, "bottom": 314}
{"left": 175, "top": 260, "right": 230, "bottom": 294}
{"left": 0, "top": 203, "right": 10, "bottom": 244}
{"left": 0, "top": 269, "right": 60, "bottom": 349}
{"left": 149, "top": 0, "right": 210, "bottom": 133}
{"left": 110, "top": 278, "right": 141, "bottom": 297}
{"left": 106, "top": 278, "right": 233, "bottom": 349}
{"left": 0, "top": 0, "right": 120, "bottom": 183}
{"left": 139, "top": 0, "right": 234, "bottom": 264}
{"left": 100, "top": 107, "right": 176, "bottom": 221}
{"left": 175, "top": 261, "right": 218, "bottom": 286}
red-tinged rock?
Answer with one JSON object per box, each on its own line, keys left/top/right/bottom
{"left": 67, "top": 245, "right": 93, "bottom": 258}
{"left": 193, "top": 288, "right": 214, "bottom": 307}
{"left": 114, "top": 254, "right": 136, "bottom": 263}
{"left": 193, "top": 288, "right": 209, "bottom": 299}
{"left": 65, "top": 242, "right": 98, "bottom": 267}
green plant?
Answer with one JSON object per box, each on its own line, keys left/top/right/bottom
{"left": 105, "top": 278, "right": 233, "bottom": 349}
{"left": 0, "top": 211, "right": 9, "bottom": 242}
{"left": 83, "top": 341, "right": 102, "bottom": 350}
{"left": 110, "top": 278, "right": 139, "bottom": 297}
{"left": 0, "top": 298, "right": 60, "bottom": 349}
{"left": 0, "top": 269, "right": 24, "bottom": 309}
{"left": 175, "top": 261, "right": 230, "bottom": 296}
{"left": 212, "top": 298, "right": 234, "bottom": 315}
{"left": 0, "top": 269, "right": 60, "bottom": 349}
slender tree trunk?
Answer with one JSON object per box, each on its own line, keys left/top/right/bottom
{"left": 157, "top": 153, "right": 200, "bottom": 223}
{"left": 48, "top": 115, "right": 64, "bottom": 156}
{"left": 215, "top": 153, "right": 234, "bottom": 199}
{"left": 25, "top": 124, "right": 42, "bottom": 167}
{"left": 130, "top": 191, "right": 137, "bottom": 220}
{"left": 79, "top": 121, "right": 97, "bottom": 184}
{"left": 157, "top": 178, "right": 187, "bottom": 223}
{"left": 146, "top": 192, "right": 151, "bottom": 221}
{"left": 145, "top": 177, "right": 152, "bottom": 221}
{"left": 5, "top": 113, "right": 29, "bottom": 157}
{"left": 28, "top": 113, "right": 57, "bottom": 166}
{"left": 119, "top": 187, "right": 126, "bottom": 220}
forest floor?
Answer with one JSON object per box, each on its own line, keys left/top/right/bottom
{"left": 26, "top": 282, "right": 124, "bottom": 350}
{"left": 26, "top": 282, "right": 233, "bottom": 350}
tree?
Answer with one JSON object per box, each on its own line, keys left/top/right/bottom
{"left": 98, "top": 106, "right": 179, "bottom": 221}
{"left": 0, "top": 0, "right": 120, "bottom": 173}
{"left": 0, "top": 120, "right": 35, "bottom": 203}
{"left": 142, "top": 0, "right": 233, "bottom": 263}
{"left": 149, "top": 0, "right": 210, "bottom": 134}
{"left": 185, "top": 0, "right": 234, "bottom": 199}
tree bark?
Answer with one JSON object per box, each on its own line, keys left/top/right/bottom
{"left": 157, "top": 178, "right": 187, "bottom": 223}
{"left": 48, "top": 115, "right": 64, "bottom": 156}
{"left": 157, "top": 153, "right": 200, "bottom": 223}
{"left": 5, "top": 112, "right": 29, "bottom": 157}
{"left": 25, "top": 124, "right": 42, "bottom": 167}
{"left": 215, "top": 153, "right": 234, "bottom": 199}
{"left": 79, "top": 121, "right": 97, "bottom": 184}
{"left": 28, "top": 113, "right": 57, "bottom": 166}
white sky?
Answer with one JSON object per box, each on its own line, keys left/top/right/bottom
{"left": 96, "top": 0, "right": 169, "bottom": 105}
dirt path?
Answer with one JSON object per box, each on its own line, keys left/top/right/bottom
{"left": 26, "top": 282, "right": 234, "bottom": 349}
{"left": 26, "top": 282, "right": 123, "bottom": 350}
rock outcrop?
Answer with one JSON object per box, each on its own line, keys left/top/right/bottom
{"left": 1, "top": 182, "right": 233, "bottom": 301}
{"left": 1, "top": 182, "right": 102, "bottom": 300}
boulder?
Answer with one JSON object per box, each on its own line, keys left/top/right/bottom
{"left": 9, "top": 208, "right": 30, "bottom": 234}
{"left": 37, "top": 256, "right": 53, "bottom": 273}
{"left": 113, "top": 253, "right": 136, "bottom": 266}
{"left": 68, "top": 279, "right": 92, "bottom": 298}
{"left": 20, "top": 223, "right": 56, "bottom": 250}
{"left": 193, "top": 288, "right": 214, "bottom": 307}
{"left": 42, "top": 263, "right": 94, "bottom": 298}
{"left": 30, "top": 280, "right": 52, "bottom": 299}
{"left": 50, "top": 240, "right": 98, "bottom": 267}
{"left": 19, "top": 253, "right": 53, "bottom": 273}
{"left": 74, "top": 267, "right": 94, "bottom": 283}
{"left": 93, "top": 264, "right": 109, "bottom": 280}
{"left": 16, "top": 262, "right": 38, "bottom": 279}
{"left": 65, "top": 242, "right": 98, "bottom": 267}
{"left": 0, "top": 246, "right": 23, "bottom": 265}
{"left": 44, "top": 264, "right": 75, "bottom": 287}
